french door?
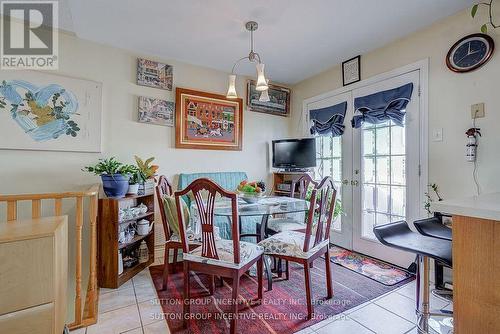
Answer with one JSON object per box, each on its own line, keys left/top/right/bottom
{"left": 307, "top": 69, "right": 422, "bottom": 267}
{"left": 352, "top": 70, "right": 420, "bottom": 267}
{"left": 308, "top": 91, "right": 353, "bottom": 250}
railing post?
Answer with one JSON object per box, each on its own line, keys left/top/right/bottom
{"left": 7, "top": 201, "right": 17, "bottom": 221}
{"left": 32, "top": 199, "right": 41, "bottom": 218}
{"left": 54, "top": 198, "right": 62, "bottom": 216}
{"left": 74, "top": 196, "right": 83, "bottom": 325}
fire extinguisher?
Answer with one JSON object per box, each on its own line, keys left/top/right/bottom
{"left": 465, "top": 127, "right": 481, "bottom": 162}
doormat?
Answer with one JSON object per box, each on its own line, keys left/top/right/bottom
{"left": 329, "top": 245, "right": 414, "bottom": 286}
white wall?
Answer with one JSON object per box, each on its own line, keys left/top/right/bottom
{"left": 0, "top": 30, "right": 290, "bottom": 195}
{"left": 291, "top": 9, "right": 500, "bottom": 199}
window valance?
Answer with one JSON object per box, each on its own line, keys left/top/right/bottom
{"left": 309, "top": 101, "right": 347, "bottom": 137}
{"left": 351, "top": 83, "right": 413, "bottom": 128}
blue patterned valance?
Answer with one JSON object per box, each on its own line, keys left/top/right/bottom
{"left": 351, "top": 83, "right": 413, "bottom": 128}
{"left": 310, "top": 101, "right": 347, "bottom": 137}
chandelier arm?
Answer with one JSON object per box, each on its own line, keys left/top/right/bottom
{"left": 231, "top": 56, "right": 250, "bottom": 74}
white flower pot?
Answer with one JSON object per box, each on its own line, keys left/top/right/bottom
{"left": 127, "top": 183, "right": 139, "bottom": 195}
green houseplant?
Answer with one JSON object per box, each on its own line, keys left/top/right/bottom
{"left": 127, "top": 167, "right": 146, "bottom": 195}
{"left": 134, "top": 156, "right": 158, "bottom": 194}
{"left": 83, "top": 157, "right": 136, "bottom": 198}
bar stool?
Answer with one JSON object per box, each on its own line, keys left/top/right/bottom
{"left": 373, "top": 221, "right": 453, "bottom": 333}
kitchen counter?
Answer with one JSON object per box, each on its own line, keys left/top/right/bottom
{"left": 431, "top": 192, "right": 500, "bottom": 221}
{"left": 431, "top": 192, "right": 500, "bottom": 333}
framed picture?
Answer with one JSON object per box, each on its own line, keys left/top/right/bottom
{"left": 0, "top": 71, "right": 102, "bottom": 152}
{"left": 138, "top": 96, "right": 174, "bottom": 126}
{"left": 342, "top": 55, "right": 361, "bottom": 86}
{"left": 175, "top": 88, "right": 243, "bottom": 151}
{"left": 247, "top": 80, "right": 290, "bottom": 116}
{"left": 137, "top": 58, "right": 173, "bottom": 90}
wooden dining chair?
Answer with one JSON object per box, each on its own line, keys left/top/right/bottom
{"left": 258, "top": 176, "right": 336, "bottom": 319}
{"left": 175, "top": 178, "right": 264, "bottom": 334}
{"left": 266, "top": 173, "right": 318, "bottom": 235}
{"left": 156, "top": 175, "right": 200, "bottom": 290}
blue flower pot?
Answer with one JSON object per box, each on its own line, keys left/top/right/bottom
{"left": 101, "top": 174, "right": 130, "bottom": 198}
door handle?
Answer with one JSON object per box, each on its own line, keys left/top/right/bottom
{"left": 342, "top": 179, "right": 349, "bottom": 185}
{"left": 351, "top": 180, "right": 359, "bottom": 186}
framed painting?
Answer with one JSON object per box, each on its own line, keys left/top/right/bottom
{"left": 137, "top": 58, "right": 173, "bottom": 91}
{"left": 247, "top": 80, "right": 290, "bottom": 117}
{"left": 342, "top": 55, "right": 361, "bottom": 86}
{"left": 0, "top": 71, "right": 102, "bottom": 152}
{"left": 138, "top": 96, "right": 174, "bottom": 126}
{"left": 175, "top": 88, "right": 243, "bottom": 151}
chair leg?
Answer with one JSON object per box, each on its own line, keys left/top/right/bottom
{"left": 310, "top": 261, "right": 314, "bottom": 268}
{"left": 277, "top": 258, "right": 283, "bottom": 278}
{"left": 161, "top": 247, "right": 170, "bottom": 290}
{"left": 257, "top": 257, "right": 263, "bottom": 301}
{"left": 172, "top": 248, "right": 179, "bottom": 273}
{"left": 264, "top": 255, "right": 273, "bottom": 291}
{"left": 182, "top": 262, "right": 190, "bottom": 329}
{"left": 285, "top": 260, "right": 290, "bottom": 280}
{"left": 325, "top": 248, "right": 333, "bottom": 298}
{"left": 304, "top": 261, "right": 313, "bottom": 320}
{"left": 231, "top": 272, "right": 240, "bottom": 334}
{"left": 208, "top": 275, "right": 215, "bottom": 295}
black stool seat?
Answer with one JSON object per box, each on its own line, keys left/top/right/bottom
{"left": 374, "top": 221, "right": 452, "bottom": 267}
{"left": 414, "top": 217, "right": 452, "bottom": 241}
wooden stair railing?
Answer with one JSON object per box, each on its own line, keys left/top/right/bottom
{"left": 0, "top": 184, "right": 100, "bottom": 330}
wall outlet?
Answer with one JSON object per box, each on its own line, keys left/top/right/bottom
{"left": 432, "top": 128, "right": 443, "bottom": 142}
{"left": 471, "top": 103, "right": 485, "bottom": 119}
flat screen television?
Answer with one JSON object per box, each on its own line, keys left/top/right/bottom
{"left": 272, "top": 138, "right": 316, "bottom": 170}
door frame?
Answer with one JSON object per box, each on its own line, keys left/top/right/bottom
{"left": 302, "top": 59, "right": 429, "bottom": 258}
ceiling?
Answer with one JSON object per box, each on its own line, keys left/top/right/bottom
{"left": 57, "top": 0, "right": 474, "bottom": 84}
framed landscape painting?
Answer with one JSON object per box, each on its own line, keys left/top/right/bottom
{"left": 0, "top": 71, "right": 102, "bottom": 152}
{"left": 247, "top": 80, "right": 290, "bottom": 117}
{"left": 175, "top": 88, "right": 243, "bottom": 151}
{"left": 138, "top": 96, "right": 174, "bottom": 126}
{"left": 137, "top": 58, "right": 173, "bottom": 90}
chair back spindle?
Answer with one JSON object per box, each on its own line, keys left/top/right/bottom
{"left": 155, "top": 175, "right": 174, "bottom": 240}
{"left": 303, "top": 176, "right": 337, "bottom": 252}
{"left": 175, "top": 178, "right": 240, "bottom": 264}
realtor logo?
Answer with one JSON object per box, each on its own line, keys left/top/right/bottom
{"left": 1, "top": 0, "right": 58, "bottom": 69}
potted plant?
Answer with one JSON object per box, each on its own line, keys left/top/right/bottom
{"left": 83, "top": 157, "right": 136, "bottom": 198}
{"left": 134, "top": 156, "right": 159, "bottom": 194}
{"left": 127, "top": 167, "right": 146, "bottom": 195}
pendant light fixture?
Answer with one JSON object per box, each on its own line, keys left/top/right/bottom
{"left": 226, "top": 21, "right": 269, "bottom": 99}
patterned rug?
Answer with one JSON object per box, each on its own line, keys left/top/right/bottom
{"left": 329, "top": 245, "right": 414, "bottom": 286}
{"left": 149, "top": 256, "right": 412, "bottom": 333}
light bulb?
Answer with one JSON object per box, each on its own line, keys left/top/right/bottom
{"left": 226, "top": 74, "right": 237, "bottom": 99}
{"left": 255, "top": 63, "right": 268, "bottom": 91}
{"left": 259, "top": 81, "right": 270, "bottom": 102}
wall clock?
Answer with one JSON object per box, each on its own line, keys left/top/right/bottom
{"left": 446, "top": 33, "right": 494, "bottom": 73}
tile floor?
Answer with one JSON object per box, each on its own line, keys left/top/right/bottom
{"left": 71, "top": 268, "right": 453, "bottom": 334}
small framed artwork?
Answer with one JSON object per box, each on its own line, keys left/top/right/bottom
{"left": 342, "top": 55, "right": 361, "bottom": 86}
{"left": 247, "top": 80, "right": 290, "bottom": 116}
{"left": 138, "top": 96, "right": 174, "bottom": 126}
{"left": 175, "top": 88, "right": 243, "bottom": 151}
{"left": 137, "top": 58, "right": 173, "bottom": 90}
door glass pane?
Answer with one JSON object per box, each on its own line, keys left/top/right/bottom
{"left": 376, "top": 185, "right": 390, "bottom": 214}
{"left": 376, "top": 157, "right": 390, "bottom": 184}
{"left": 363, "top": 184, "right": 375, "bottom": 211}
{"left": 363, "top": 157, "right": 375, "bottom": 183}
{"left": 362, "top": 211, "right": 376, "bottom": 239}
{"left": 363, "top": 129, "right": 375, "bottom": 155}
{"left": 391, "top": 156, "right": 406, "bottom": 185}
{"left": 391, "top": 126, "right": 405, "bottom": 155}
{"left": 376, "top": 127, "right": 390, "bottom": 155}
{"left": 391, "top": 186, "right": 406, "bottom": 216}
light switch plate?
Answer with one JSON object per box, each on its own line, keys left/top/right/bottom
{"left": 432, "top": 128, "right": 443, "bottom": 142}
{"left": 471, "top": 103, "right": 485, "bottom": 119}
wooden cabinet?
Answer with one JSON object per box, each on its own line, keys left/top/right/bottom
{"left": 98, "top": 193, "right": 155, "bottom": 288}
{"left": 272, "top": 171, "right": 311, "bottom": 197}
{"left": 0, "top": 216, "right": 68, "bottom": 334}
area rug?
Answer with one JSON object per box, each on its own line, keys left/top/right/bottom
{"left": 149, "top": 257, "right": 413, "bottom": 334}
{"left": 329, "top": 245, "right": 414, "bottom": 286}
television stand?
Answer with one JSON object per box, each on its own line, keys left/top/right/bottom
{"left": 281, "top": 168, "right": 311, "bottom": 173}
{"left": 272, "top": 171, "right": 314, "bottom": 197}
